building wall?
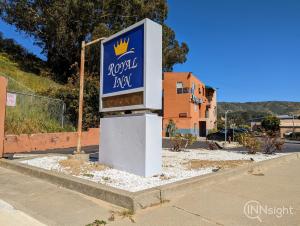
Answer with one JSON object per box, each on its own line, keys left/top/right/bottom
{"left": 205, "top": 88, "right": 217, "bottom": 132}
{"left": 3, "top": 128, "right": 100, "bottom": 154}
{"left": 280, "top": 119, "right": 300, "bottom": 138}
{"left": 163, "top": 72, "right": 216, "bottom": 137}
{"left": 280, "top": 119, "right": 300, "bottom": 127}
{"left": 250, "top": 119, "right": 300, "bottom": 138}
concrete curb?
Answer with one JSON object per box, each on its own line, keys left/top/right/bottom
{"left": 0, "top": 153, "right": 298, "bottom": 212}
{"left": 0, "top": 159, "right": 136, "bottom": 210}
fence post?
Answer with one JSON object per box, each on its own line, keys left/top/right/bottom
{"left": 0, "top": 76, "right": 8, "bottom": 158}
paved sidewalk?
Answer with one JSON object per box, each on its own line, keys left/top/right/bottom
{"left": 0, "top": 156, "right": 299, "bottom": 226}
{"left": 0, "top": 167, "right": 122, "bottom": 226}
{"left": 0, "top": 199, "right": 45, "bottom": 226}
{"left": 110, "top": 156, "right": 300, "bottom": 226}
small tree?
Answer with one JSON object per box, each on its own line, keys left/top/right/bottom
{"left": 261, "top": 116, "right": 284, "bottom": 154}
{"left": 166, "top": 119, "right": 177, "bottom": 137}
{"left": 261, "top": 116, "right": 280, "bottom": 134}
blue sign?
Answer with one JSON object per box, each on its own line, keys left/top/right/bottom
{"left": 102, "top": 25, "right": 144, "bottom": 94}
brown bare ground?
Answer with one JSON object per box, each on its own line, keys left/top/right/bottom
{"left": 59, "top": 158, "right": 107, "bottom": 175}
{"left": 186, "top": 159, "right": 251, "bottom": 170}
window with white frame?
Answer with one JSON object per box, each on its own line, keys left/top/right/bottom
{"left": 176, "top": 82, "right": 190, "bottom": 94}
{"left": 176, "top": 82, "right": 183, "bottom": 94}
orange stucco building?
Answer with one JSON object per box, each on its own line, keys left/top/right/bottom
{"left": 163, "top": 72, "right": 217, "bottom": 137}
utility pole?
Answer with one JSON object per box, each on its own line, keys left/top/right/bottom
{"left": 292, "top": 114, "right": 295, "bottom": 138}
{"left": 232, "top": 123, "right": 235, "bottom": 142}
{"left": 75, "top": 37, "right": 106, "bottom": 154}
{"left": 224, "top": 110, "right": 231, "bottom": 143}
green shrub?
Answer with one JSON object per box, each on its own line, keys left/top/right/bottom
{"left": 236, "top": 133, "right": 261, "bottom": 154}
{"left": 166, "top": 119, "right": 177, "bottom": 137}
{"left": 171, "top": 133, "right": 197, "bottom": 152}
{"left": 85, "top": 219, "right": 107, "bottom": 226}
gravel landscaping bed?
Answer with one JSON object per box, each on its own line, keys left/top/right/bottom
{"left": 19, "top": 149, "right": 286, "bottom": 192}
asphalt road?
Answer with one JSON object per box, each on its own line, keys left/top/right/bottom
{"left": 5, "top": 139, "right": 300, "bottom": 160}
{"left": 281, "top": 142, "right": 300, "bottom": 153}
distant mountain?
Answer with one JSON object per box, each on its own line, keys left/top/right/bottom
{"left": 218, "top": 101, "right": 300, "bottom": 116}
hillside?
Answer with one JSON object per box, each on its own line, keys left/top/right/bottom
{"left": 218, "top": 101, "right": 300, "bottom": 116}
{"left": 0, "top": 53, "right": 62, "bottom": 93}
{"left": 0, "top": 51, "right": 74, "bottom": 134}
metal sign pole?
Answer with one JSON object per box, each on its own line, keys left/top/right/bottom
{"left": 225, "top": 111, "right": 227, "bottom": 143}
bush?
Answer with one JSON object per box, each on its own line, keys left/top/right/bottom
{"left": 236, "top": 133, "right": 261, "bottom": 154}
{"left": 208, "top": 128, "right": 218, "bottom": 134}
{"left": 205, "top": 140, "right": 218, "bottom": 150}
{"left": 171, "top": 134, "right": 197, "bottom": 152}
{"left": 262, "top": 136, "right": 285, "bottom": 154}
{"left": 42, "top": 73, "right": 100, "bottom": 130}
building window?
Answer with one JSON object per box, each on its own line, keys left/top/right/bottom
{"left": 176, "top": 82, "right": 183, "bottom": 94}
{"left": 179, "top": 113, "right": 187, "bottom": 118}
{"left": 176, "top": 82, "right": 190, "bottom": 94}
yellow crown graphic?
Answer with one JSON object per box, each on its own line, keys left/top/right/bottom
{"left": 114, "top": 38, "right": 129, "bottom": 56}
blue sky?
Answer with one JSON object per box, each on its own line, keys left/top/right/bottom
{"left": 166, "top": 0, "right": 300, "bottom": 102}
{"left": 1, "top": 0, "right": 300, "bottom": 102}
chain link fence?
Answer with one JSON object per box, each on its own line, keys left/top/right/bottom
{"left": 4, "top": 74, "right": 75, "bottom": 134}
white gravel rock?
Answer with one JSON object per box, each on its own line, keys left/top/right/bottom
{"left": 20, "top": 156, "right": 67, "bottom": 171}
{"left": 20, "top": 149, "right": 286, "bottom": 192}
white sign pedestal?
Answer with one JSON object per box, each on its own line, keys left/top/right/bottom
{"left": 99, "top": 113, "right": 162, "bottom": 177}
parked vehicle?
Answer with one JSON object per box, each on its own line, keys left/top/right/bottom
{"left": 285, "top": 132, "right": 300, "bottom": 141}
{"left": 206, "top": 128, "right": 248, "bottom": 141}
{"left": 284, "top": 132, "right": 293, "bottom": 136}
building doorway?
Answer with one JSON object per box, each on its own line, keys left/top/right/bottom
{"left": 199, "top": 121, "right": 206, "bottom": 137}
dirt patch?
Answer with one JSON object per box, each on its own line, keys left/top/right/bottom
{"left": 186, "top": 159, "right": 251, "bottom": 170}
{"left": 248, "top": 167, "right": 265, "bottom": 176}
{"left": 59, "top": 158, "right": 108, "bottom": 175}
